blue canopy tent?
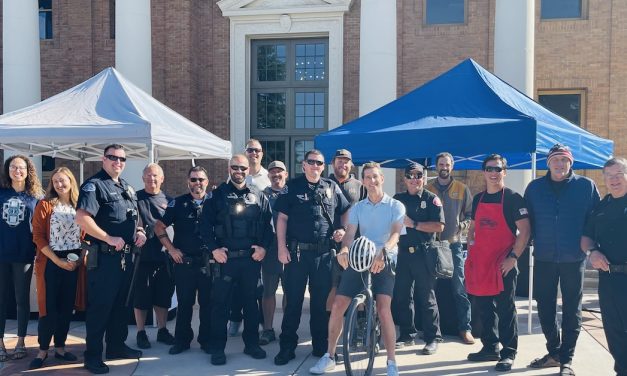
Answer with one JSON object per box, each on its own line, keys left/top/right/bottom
{"left": 314, "top": 58, "right": 613, "bottom": 169}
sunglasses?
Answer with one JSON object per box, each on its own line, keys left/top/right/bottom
{"left": 306, "top": 159, "right": 324, "bottom": 167}
{"left": 104, "top": 155, "right": 127, "bottom": 162}
{"left": 246, "top": 148, "right": 262, "bottom": 154}
{"left": 484, "top": 166, "right": 504, "bottom": 173}
{"left": 189, "top": 177, "right": 206, "bottom": 183}
{"left": 230, "top": 165, "right": 248, "bottom": 172}
{"left": 404, "top": 173, "right": 423, "bottom": 180}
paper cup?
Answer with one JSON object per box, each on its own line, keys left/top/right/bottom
{"left": 66, "top": 253, "right": 79, "bottom": 263}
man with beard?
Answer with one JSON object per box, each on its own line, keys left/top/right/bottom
{"left": 76, "top": 144, "right": 146, "bottom": 374}
{"left": 154, "top": 166, "right": 212, "bottom": 356}
{"left": 259, "top": 160, "right": 289, "bottom": 346}
{"left": 200, "top": 154, "right": 273, "bottom": 365}
{"left": 134, "top": 164, "right": 175, "bottom": 349}
{"left": 525, "top": 144, "right": 600, "bottom": 375}
{"left": 392, "top": 162, "right": 445, "bottom": 355}
{"left": 426, "top": 152, "right": 475, "bottom": 344}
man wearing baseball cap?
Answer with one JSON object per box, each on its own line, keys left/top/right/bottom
{"left": 524, "top": 144, "right": 600, "bottom": 375}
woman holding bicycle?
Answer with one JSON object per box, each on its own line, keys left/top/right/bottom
{"left": 310, "top": 162, "right": 405, "bottom": 376}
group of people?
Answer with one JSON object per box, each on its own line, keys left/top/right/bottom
{"left": 0, "top": 140, "right": 625, "bottom": 376}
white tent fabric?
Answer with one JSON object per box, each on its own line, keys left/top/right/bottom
{"left": 0, "top": 67, "right": 231, "bottom": 162}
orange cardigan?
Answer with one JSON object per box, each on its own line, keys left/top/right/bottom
{"left": 32, "top": 199, "right": 86, "bottom": 317}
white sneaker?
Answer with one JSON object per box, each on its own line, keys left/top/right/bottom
{"left": 309, "top": 353, "right": 336, "bottom": 374}
{"left": 387, "top": 360, "right": 399, "bottom": 376}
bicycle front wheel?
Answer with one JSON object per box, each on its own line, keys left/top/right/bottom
{"left": 342, "top": 293, "right": 376, "bottom": 376}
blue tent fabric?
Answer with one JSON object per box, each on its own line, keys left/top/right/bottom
{"left": 314, "top": 59, "right": 613, "bottom": 169}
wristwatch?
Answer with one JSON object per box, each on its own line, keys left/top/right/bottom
{"left": 585, "top": 248, "right": 598, "bottom": 257}
{"left": 507, "top": 251, "right": 518, "bottom": 260}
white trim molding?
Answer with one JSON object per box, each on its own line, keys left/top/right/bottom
{"left": 218, "top": 0, "right": 352, "bottom": 153}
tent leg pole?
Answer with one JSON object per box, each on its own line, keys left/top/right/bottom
{"left": 528, "top": 152, "right": 537, "bottom": 334}
{"left": 80, "top": 159, "right": 84, "bottom": 184}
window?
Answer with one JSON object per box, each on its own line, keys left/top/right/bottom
{"left": 251, "top": 38, "right": 329, "bottom": 177}
{"left": 39, "top": 0, "right": 52, "bottom": 40}
{"left": 425, "top": 0, "right": 465, "bottom": 25}
{"left": 541, "top": 0, "right": 584, "bottom": 20}
{"left": 110, "top": 0, "right": 116, "bottom": 39}
{"left": 538, "top": 90, "right": 586, "bottom": 127}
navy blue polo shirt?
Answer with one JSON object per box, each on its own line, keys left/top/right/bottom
{"left": 137, "top": 189, "right": 171, "bottom": 263}
{"left": 394, "top": 189, "right": 445, "bottom": 246}
{"left": 584, "top": 193, "right": 627, "bottom": 264}
{"left": 77, "top": 169, "right": 138, "bottom": 244}
{"left": 200, "top": 182, "right": 273, "bottom": 252}
{"left": 160, "top": 193, "right": 209, "bottom": 256}
{"left": 274, "top": 176, "right": 351, "bottom": 244}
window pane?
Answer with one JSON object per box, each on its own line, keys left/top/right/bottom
{"left": 260, "top": 140, "right": 286, "bottom": 168}
{"left": 257, "top": 44, "right": 287, "bottom": 82}
{"left": 538, "top": 93, "right": 582, "bottom": 126}
{"left": 541, "top": 0, "right": 582, "bottom": 19}
{"left": 295, "top": 42, "right": 326, "bottom": 81}
{"left": 257, "top": 93, "right": 286, "bottom": 129}
{"left": 294, "top": 140, "right": 315, "bottom": 165}
{"left": 425, "top": 0, "right": 465, "bottom": 25}
{"left": 295, "top": 91, "right": 326, "bottom": 129}
{"left": 39, "top": 0, "right": 52, "bottom": 9}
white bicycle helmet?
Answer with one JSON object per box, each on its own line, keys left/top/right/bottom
{"left": 349, "top": 236, "right": 377, "bottom": 272}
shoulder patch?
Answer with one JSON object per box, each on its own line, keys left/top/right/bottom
{"left": 433, "top": 196, "right": 442, "bottom": 207}
{"left": 519, "top": 208, "right": 528, "bottom": 216}
{"left": 82, "top": 182, "right": 96, "bottom": 192}
{"left": 167, "top": 199, "right": 176, "bottom": 208}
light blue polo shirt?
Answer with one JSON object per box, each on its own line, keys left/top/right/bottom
{"left": 348, "top": 193, "right": 405, "bottom": 255}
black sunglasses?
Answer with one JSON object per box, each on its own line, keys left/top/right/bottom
{"left": 484, "top": 166, "right": 504, "bottom": 173}
{"left": 230, "top": 165, "right": 248, "bottom": 172}
{"left": 189, "top": 177, "right": 206, "bottom": 183}
{"left": 105, "top": 155, "right": 127, "bottom": 162}
{"left": 246, "top": 147, "right": 262, "bottom": 154}
{"left": 404, "top": 173, "right": 423, "bottom": 179}
{"left": 306, "top": 159, "right": 324, "bottom": 166}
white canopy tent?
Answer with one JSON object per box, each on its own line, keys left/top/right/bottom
{"left": 0, "top": 67, "right": 232, "bottom": 180}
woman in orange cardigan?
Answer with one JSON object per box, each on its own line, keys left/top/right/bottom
{"left": 30, "top": 167, "right": 84, "bottom": 369}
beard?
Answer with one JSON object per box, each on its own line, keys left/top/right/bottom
{"left": 438, "top": 169, "right": 450, "bottom": 179}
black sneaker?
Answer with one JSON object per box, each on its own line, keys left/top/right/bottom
{"left": 156, "top": 328, "right": 175, "bottom": 345}
{"left": 468, "top": 348, "right": 500, "bottom": 362}
{"left": 84, "top": 359, "right": 110, "bottom": 374}
{"left": 211, "top": 352, "right": 227, "bottom": 365}
{"left": 136, "top": 330, "right": 151, "bottom": 349}
{"left": 422, "top": 341, "right": 438, "bottom": 355}
{"left": 495, "top": 358, "right": 514, "bottom": 372}
{"left": 259, "top": 329, "right": 276, "bottom": 345}
{"left": 274, "top": 348, "right": 295, "bottom": 365}
{"left": 105, "top": 344, "right": 142, "bottom": 360}
{"left": 168, "top": 344, "right": 190, "bottom": 355}
{"left": 244, "top": 346, "right": 267, "bottom": 359}
{"left": 395, "top": 333, "right": 415, "bottom": 349}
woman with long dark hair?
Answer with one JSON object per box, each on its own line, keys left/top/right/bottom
{"left": 30, "top": 167, "right": 84, "bottom": 369}
{"left": 0, "top": 155, "right": 43, "bottom": 362}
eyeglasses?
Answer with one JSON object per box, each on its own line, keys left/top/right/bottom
{"left": 246, "top": 147, "right": 262, "bottom": 154}
{"left": 484, "top": 166, "right": 504, "bottom": 173}
{"left": 404, "top": 173, "right": 423, "bottom": 179}
{"left": 9, "top": 165, "right": 27, "bottom": 171}
{"left": 189, "top": 177, "right": 206, "bottom": 183}
{"left": 104, "top": 155, "right": 127, "bottom": 162}
{"left": 306, "top": 159, "right": 324, "bottom": 167}
{"left": 230, "top": 165, "right": 248, "bottom": 172}
{"left": 604, "top": 172, "right": 626, "bottom": 180}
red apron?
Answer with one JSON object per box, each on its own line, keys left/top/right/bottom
{"left": 465, "top": 189, "right": 516, "bottom": 296}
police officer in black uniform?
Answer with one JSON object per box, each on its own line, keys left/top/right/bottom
{"left": 76, "top": 144, "right": 146, "bottom": 374}
{"left": 200, "top": 154, "right": 273, "bottom": 365}
{"left": 581, "top": 157, "right": 627, "bottom": 376}
{"left": 154, "top": 166, "right": 212, "bottom": 356}
{"left": 273, "top": 149, "right": 351, "bottom": 365}
{"left": 392, "top": 162, "right": 445, "bottom": 355}
{"left": 133, "top": 163, "right": 175, "bottom": 349}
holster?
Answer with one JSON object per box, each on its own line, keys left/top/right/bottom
{"left": 82, "top": 241, "right": 99, "bottom": 270}
{"left": 201, "top": 252, "right": 213, "bottom": 277}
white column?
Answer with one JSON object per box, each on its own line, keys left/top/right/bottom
{"left": 115, "top": 0, "right": 152, "bottom": 189}
{"left": 494, "top": 0, "right": 535, "bottom": 195}
{"left": 359, "top": 0, "right": 397, "bottom": 194}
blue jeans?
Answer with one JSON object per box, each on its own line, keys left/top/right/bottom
{"left": 450, "top": 242, "right": 472, "bottom": 332}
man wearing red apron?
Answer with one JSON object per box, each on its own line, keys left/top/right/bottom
{"left": 465, "top": 154, "right": 531, "bottom": 372}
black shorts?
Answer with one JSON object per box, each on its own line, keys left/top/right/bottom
{"left": 262, "top": 271, "right": 283, "bottom": 298}
{"left": 133, "top": 262, "right": 175, "bottom": 310}
{"left": 336, "top": 261, "right": 395, "bottom": 298}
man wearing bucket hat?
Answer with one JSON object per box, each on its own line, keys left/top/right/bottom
{"left": 524, "top": 144, "right": 600, "bottom": 375}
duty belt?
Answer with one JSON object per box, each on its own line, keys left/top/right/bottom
{"left": 97, "top": 243, "right": 131, "bottom": 255}
{"left": 228, "top": 249, "right": 254, "bottom": 259}
{"left": 608, "top": 264, "right": 627, "bottom": 274}
{"left": 292, "top": 241, "right": 329, "bottom": 253}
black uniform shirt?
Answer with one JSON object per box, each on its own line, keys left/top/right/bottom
{"left": 275, "top": 176, "right": 351, "bottom": 244}
{"left": 329, "top": 174, "right": 367, "bottom": 205}
{"left": 471, "top": 188, "right": 529, "bottom": 235}
{"left": 137, "top": 189, "right": 171, "bottom": 262}
{"left": 77, "top": 169, "right": 139, "bottom": 244}
{"left": 200, "top": 182, "right": 273, "bottom": 252}
{"left": 161, "top": 193, "right": 209, "bottom": 256}
{"left": 394, "top": 189, "right": 445, "bottom": 246}
{"left": 583, "top": 193, "right": 627, "bottom": 264}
